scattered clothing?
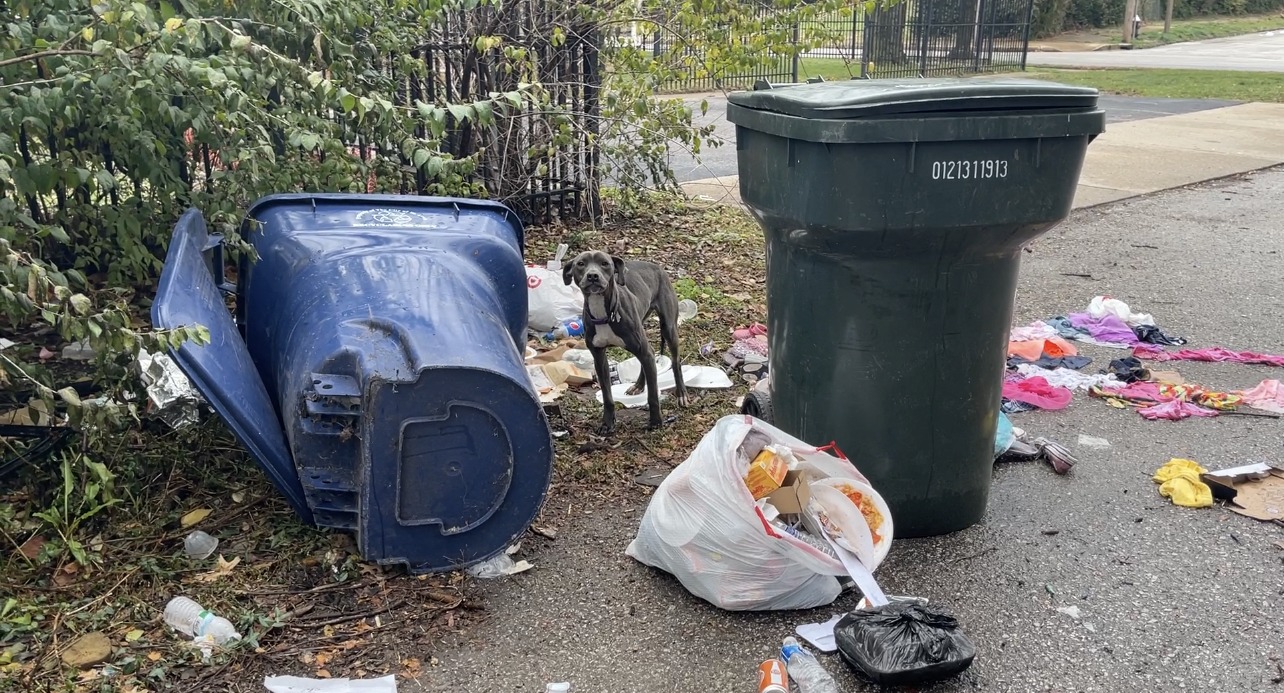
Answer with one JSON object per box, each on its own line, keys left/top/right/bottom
{"left": 1014, "top": 365, "right": 1124, "bottom": 392}
{"left": 728, "top": 335, "right": 768, "bottom": 358}
{"left": 1088, "top": 295, "right": 1155, "bottom": 328}
{"left": 1068, "top": 313, "right": 1140, "bottom": 346}
{"left": 1001, "top": 376, "right": 1073, "bottom": 411}
{"left": 1045, "top": 316, "right": 1089, "bottom": 341}
{"left": 1107, "top": 356, "right": 1149, "bottom": 383}
{"left": 1009, "top": 321, "right": 1060, "bottom": 342}
{"left": 1091, "top": 381, "right": 1241, "bottom": 420}
{"left": 1138, "top": 399, "right": 1218, "bottom": 421}
{"left": 1008, "top": 336, "right": 1078, "bottom": 362}
{"left": 1008, "top": 355, "right": 1093, "bottom": 371}
{"left": 1239, "top": 379, "right": 1284, "bottom": 414}
{"left": 1132, "top": 324, "right": 1186, "bottom": 346}
{"left": 1001, "top": 400, "right": 1038, "bottom": 415}
{"left": 1152, "top": 458, "right": 1213, "bottom": 508}
{"left": 1133, "top": 344, "right": 1284, "bottom": 367}
{"left": 732, "top": 323, "right": 767, "bottom": 341}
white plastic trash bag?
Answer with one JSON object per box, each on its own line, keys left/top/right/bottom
{"left": 526, "top": 266, "right": 582, "bottom": 332}
{"left": 626, "top": 414, "right": 884, "bottom": 611}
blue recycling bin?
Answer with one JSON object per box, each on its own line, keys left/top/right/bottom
{"left": 153, "top": 194, "right": 553, "bottom": 573}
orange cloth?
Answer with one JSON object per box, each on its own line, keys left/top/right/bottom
{"left": 1008, "top": 336, "right": 1078, "bottom": 361}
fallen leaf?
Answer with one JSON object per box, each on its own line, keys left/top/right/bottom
{"left": 124, "top": 629, "right": 144, "bottom": 643}
{"left": 180, "top": 509, "right": 211, "bottom": 528}
{"left": 18, "top": 535, "right": 46, "bottom": 560}
{"left": 192, "top": 555, "right": 240, "bottom": 583}
{"left": 298, "top": 651, "right": 315, "bottom": 665}
{"left": 61, "top": 632, "right": 111, "bottom": 668}
{"left": 315, "top": 669, "right": 331, "bottom": 679}
{"left": 146, "top": 651, "right": 162, "bottom": 662}
{"left": 63, "top": 561, "right": 80, "bottom": 574}
{"left": 403, "top": 657, "right": 422, "bottom": 675}
{"left": 322, "top": 625, "right": 335, "bottom": 638}
{"left": 314, "top": 651, "right": 333, "bottom": 667}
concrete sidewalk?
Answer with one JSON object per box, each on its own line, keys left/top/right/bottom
{"left": 680, "top": 102, "right": 1284, "bottom": 209}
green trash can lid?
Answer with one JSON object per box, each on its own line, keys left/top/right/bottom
{"left": 727, "top": 78, "right": 1099, "bottom": 120}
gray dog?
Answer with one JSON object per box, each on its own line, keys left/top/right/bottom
{"left": 563, "top": 250, "right": 688, "bottom": 434}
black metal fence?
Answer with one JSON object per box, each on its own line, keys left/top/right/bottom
{"left": 857, "top": 0, "right": 1034, "bottom": 79}
{"left": 408, "top": 4, "right": 602, "bottom": 223}
{"left": 191, "top": 2, "right": 602, "bottom": 225}
{"left": 645, "top": 0, "right": 1034, "bottom": 90}
{"left": 629, "top": 3, "right": 799, "bottom": 92}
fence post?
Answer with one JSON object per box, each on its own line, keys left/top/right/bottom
{"left": 791, "top": 21, "right": 801, "bottom": 82}
{"left": 919, "top": 0, "right": 931, "bottom": 77}
{"left": 850, "top": 8, "right": 860, "bottom": 61}
{"left": 1019, "top": 0, "right": 1034, "bottom": 69}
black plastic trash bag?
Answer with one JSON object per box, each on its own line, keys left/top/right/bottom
{"left": 834, "top": 602, "right": 976, "bottom": 686}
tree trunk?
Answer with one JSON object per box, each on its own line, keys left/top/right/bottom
{"left": 950, "top": 0, "right": 979, "bottom": 58}
{"left": 867, "top": 1, "right": 909, "bottom": 64}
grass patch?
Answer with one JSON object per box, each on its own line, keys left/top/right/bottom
{"left": 1072, "top": 13, "right": 1284, "bottom": 48}
{"left": 1026, "top": 67, "right": 1284, "bottom": 102}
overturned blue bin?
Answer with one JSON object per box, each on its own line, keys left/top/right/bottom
{"left": 153, "top": 194, "right": 553, "bottom": 573}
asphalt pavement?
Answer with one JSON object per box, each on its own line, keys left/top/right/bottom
{"left": 669, "top": 92, "right": 1239, "bottom": 184}
{"left": 1026, "top": 29, "right": 1284, "bottom": 71}
{"left": 411, "top": 169, "right": 1284, "bottom": 693}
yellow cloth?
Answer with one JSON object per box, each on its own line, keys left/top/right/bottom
{"left": 1152, "top": 458, "right": 1213, "bottom": 508}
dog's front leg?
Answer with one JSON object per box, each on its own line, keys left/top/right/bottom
{"left": 638, "top": 346, "right": 662, "bottom": 429}
{"left": 590, "top": 346, "right": 616, "bottom": 436}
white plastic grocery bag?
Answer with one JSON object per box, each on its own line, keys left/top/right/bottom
{"left": 526, "top": 264, "right": 582, "bottom": 333}
{"left": 626, "top": 414, "right": 884, "bottom": 611}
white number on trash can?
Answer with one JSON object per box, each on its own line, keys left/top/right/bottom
{"left": 931, "top": 159, "right": 1009, "bottom": 181}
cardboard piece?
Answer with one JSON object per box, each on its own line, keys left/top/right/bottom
{"left": 745, "top": 448, "right": 789, "bottom": 500}
{"left": 1227, "top": 471, "right": 1284, "bottom": 522}
{"left": 767, "top": 470, "right": 813, "bottom": 516}
{"left": 1202, "top": 467, "right": 1284, "bottom": 522}
{"left": 541, "top": 360, "right": 593, "bottom": 387}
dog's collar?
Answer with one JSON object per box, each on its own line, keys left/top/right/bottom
{"left": 587, "top": 314, "right": 611, "bottom": 326}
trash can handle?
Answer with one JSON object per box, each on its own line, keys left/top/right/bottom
{"left": 201, "top": 233, "right": 237, "bottom": 297}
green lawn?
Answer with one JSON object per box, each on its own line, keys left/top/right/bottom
{"left": 1083, "top": 13, "right": 1284, "bottom": 48}
{"left": 1026, "top": 68, "right": 1284, "bottom": 103}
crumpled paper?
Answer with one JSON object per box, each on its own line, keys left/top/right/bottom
{"left": 137, "top": 349, "right": 204, "bottom": 429}
{"left": 264, "top": 675, "right": 397, "bottom": 692}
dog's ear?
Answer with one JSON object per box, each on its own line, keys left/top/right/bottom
{"left": 562, "top": 257, "right": 575, "bottom": 286}
{"left": 610, "top": 255, "right": 626, "bottom": 282}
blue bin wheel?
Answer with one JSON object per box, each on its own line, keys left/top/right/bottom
{"left": 740, "top": 390, "right": 774, "bottom": 424}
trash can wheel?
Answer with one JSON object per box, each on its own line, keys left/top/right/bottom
{"left": 741, "top": 390, "right": 774, "bottom": 423}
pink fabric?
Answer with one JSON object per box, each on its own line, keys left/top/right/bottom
{"left": 1001, "top": 376, "right": 1073, "bottom": 410}
{"left": 1133, "top": 344, "right": 1284, "bottom": 367}
{"left": 1137, "top": 399, "right": 1219, "bottom": 421}
{"left": 1239, "top": 379, "right": 1284, "bottom": 414}
{"left": 1113, "top": 381, "right": 1164, "bottom": 402}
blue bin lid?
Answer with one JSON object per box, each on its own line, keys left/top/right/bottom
{"left": 151, "top": 209, "right": 314, "bottom": 522}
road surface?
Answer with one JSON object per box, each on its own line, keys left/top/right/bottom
{"left": 1026, "top": 29, "right": 1284, "bottom": 72}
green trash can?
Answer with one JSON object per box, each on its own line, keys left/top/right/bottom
{"left": 727, "top": 79, "right": 1105, "bottom": 538}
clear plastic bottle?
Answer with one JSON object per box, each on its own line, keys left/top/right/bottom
{"left": 164, "top": 597, "right": 242, "bottom": 644}
{"left": 781, "top": 636, "right": 838, "bottom": 693}
{"left": 677, "top": 299, "right": 698, "bottom": 324}
{"left": 544, "top": 683, "right": 572, "bottom": 693}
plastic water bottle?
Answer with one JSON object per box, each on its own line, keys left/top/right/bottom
{"left": 781, "top": 637, "right": 838, "bottom": 693}
{"left": 544, "top": 317, "right": 585, "bottom": 341}
{"left": 164, "top": 597, "right": 242, "bottom": 644}
{"left": 545, "top": 683, "right": 572, "bottom": 693}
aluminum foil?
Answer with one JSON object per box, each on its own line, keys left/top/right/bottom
{"left": 137, "top": 349, "right": 204, "bottom": 429}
